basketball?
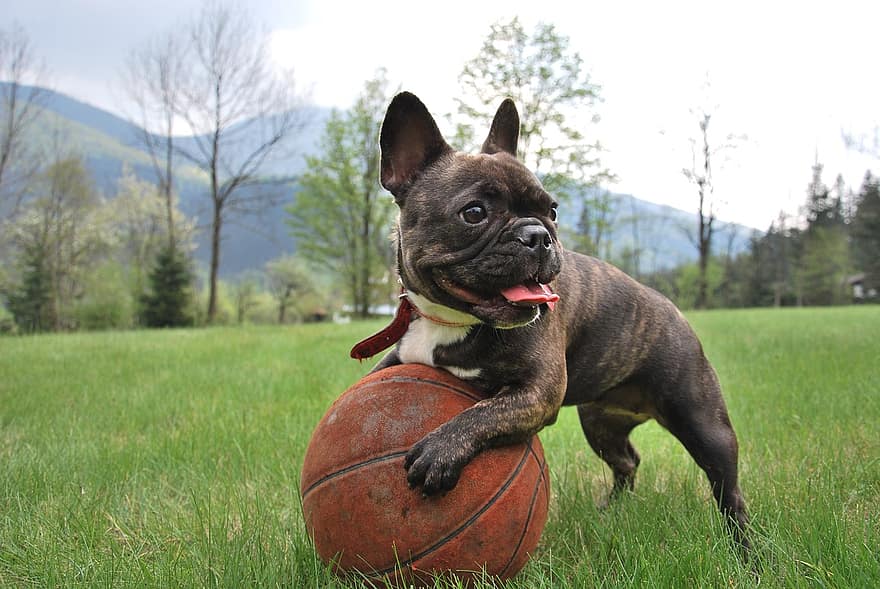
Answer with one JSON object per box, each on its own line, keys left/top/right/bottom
{"left": 300, "top": 363, "right": 550, "bottom": 585}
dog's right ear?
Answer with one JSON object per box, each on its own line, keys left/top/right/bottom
{"left": 380, "top": 92, "right": 451, "bottom": 198}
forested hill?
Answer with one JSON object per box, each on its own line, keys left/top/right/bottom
{"left": 10, "top": 83, "right": 757, "bottom": 276}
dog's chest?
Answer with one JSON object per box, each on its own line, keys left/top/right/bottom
{"left": 398, "top": 319, "right": 481, "bottom": 380}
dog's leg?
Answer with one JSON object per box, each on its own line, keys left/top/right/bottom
{"left": 577, "top": 405, "right": 644, "bottom": 500}
{"left": 661, "top": 385, "right": 751, "bottom": 553}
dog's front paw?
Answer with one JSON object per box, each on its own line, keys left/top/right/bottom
{"left": 404, "top": 432, "right": 475, "bottom": 496}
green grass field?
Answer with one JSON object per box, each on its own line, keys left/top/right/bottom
{"left": 1, "top": 307, "right": 878, "bottom": 588}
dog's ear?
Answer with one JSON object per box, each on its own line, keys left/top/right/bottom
{"left": 481, "top": 99, "right": 520, "bottom": 157}
{"left": 380, "top": 92, "right": 451, "bottom": 198}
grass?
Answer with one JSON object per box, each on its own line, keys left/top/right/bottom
{"left": 0, "top": 307, "right": 878, "bottom": 587}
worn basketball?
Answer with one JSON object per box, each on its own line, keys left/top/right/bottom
{"left": 300, "top": 363, "right": 549, "bottom": 585}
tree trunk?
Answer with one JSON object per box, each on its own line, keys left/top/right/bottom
{"left": 359, "top": 187, "right": 373, "bottom": 318}
{"left": 278, "top": 285, "right": 292, "bottom": 324}
{"left": 629, "top": 197, "right": 641, "bottom": 279}
{"left": 207, "top": 103, "right": 222, "bottom": 323}
{"left": 208, "top": 203, "right": 222, "bottom": 323}
{"left": 164, "top": 120, "right": 175, "bottom": 251}
{"left": 696, "top": 185, "right": 708, "bottom": 310}
{"left": 698, "top": 240, "right": 709, "bottom": 309}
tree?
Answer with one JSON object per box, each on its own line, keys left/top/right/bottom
{"left": 804, "top": 158, "right": 844, "bottom": 229}
{"left": 121, "top": 31, "right": 187, "bottom": 251}
{"left": 173, "top": 1, "right": 308, "bottom": 323}
{"left": 622, "top": 195, "right": 643, "bottom": 279}
{"left": 6, "top": 156, "right": 106, "bottom": 330}
{"left": 571, "top": 187, "right": 615, "bottom": 258}
{"left": 103, "top": 167, "right": 195, "bottom": 307}
{"left": 681, "top": 107, "right": 741, "bottom": 309}
{"left": 231, "top": 272, "right": 261, "bottom": 324}
{"left": 720, "top": 213, "right": 800, "bottom": 309}
{"left": 767, "top": 211, "right": 798, "bottom": 307}
{"left": 4, "top": 241, "right": 51, "bottom": 332}
{"left": 265, "top": 254, "right": 312, "bottom": 323}
{"left": 673, "top": 259, "right": 725, "bottom": 310}
{"left": 796, "top": 159, "right": 850, "bottom": 305}
{"left": 0, "top": 23, "right": 48, "bottom": 219}
{"left": 453, "top": 18, "right": 613, "bottom": 251}
{"left": 287, "top": 72, "right": 396, "bottom": 318}
{"left": 140, "top": 244, "right": 193, "bottom": 327}
{"left": 851, "top": 171, "right": 880, "bottom": 298}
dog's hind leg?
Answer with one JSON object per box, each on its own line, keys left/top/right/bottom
{"left": 577, "top": 404, "right": 646, "bottom": 500}
{"left": 660, "top": 378, "right": 751, "bottom": 553}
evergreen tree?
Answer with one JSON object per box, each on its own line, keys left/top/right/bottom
{"left": 797, "top": 159, "right": 850, "bottom": 305}
{"left": 140, "top": 245, "right": 193, "bottom": 327}
{"left": 805, "top": 159, "right": 845, "bottom": 229}
{"left": 852, "top": 171, "right": 880, "bottom": 299}
{"left": 736, "top": 229, "right": 776, "bottom": 307}
{"left": 5, "top": 242, "right": 52, "bottom": 332}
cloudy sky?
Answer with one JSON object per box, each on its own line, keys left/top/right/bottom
{"left": 6, "top": 0, "right": 880, "bottom": 230}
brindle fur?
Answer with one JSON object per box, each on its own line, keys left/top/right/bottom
{"left": 373, "top": 92, "right": 750, "bottom": 552}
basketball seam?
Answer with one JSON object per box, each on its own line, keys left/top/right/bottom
{"left": 301, "top": 450, "right": 408, "bottom": 500}
{"left": 302, "top": 375, "right": 481, "bottom": 500}
{"left": 362, "top": 375, "right": 484, "bottom": 402}
{"left": 498, "top": 438, "right": 548, "bottom": 577}
{"left": 367, "top": 444, "right": 531, "bottom": 579}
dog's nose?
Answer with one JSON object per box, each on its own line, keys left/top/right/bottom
{"left": 516, "top": 224, "right": 552, "bottom": 250}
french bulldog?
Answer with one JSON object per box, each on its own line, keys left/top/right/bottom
{"left": 351, "top": 92, "right": 750, "bottom": 552}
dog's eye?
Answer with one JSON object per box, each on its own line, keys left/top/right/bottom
{"left": 460, "top": 204, "right": 487, "bottom": 224}
{"left": 549, "top": 204, "right": 558, "bottom": 223}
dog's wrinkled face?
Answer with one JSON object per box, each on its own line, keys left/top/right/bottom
{"left": 379, "top": 93, "right": 563, "bottom": 328}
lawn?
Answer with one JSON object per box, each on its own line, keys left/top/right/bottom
{"left": 1, "top": 307, "right": 878, "bottom": 587}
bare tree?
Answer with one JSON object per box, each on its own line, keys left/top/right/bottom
{"left": 0, "top": 23, "right": 48, "bottom": 219}
{"left": 682, "top": 109, "right": 741, "bottom": 309}
{"left": 574, "top": 188, "right": 616, "bottom": 258}
{"left": 174, "top": 2, "right": 308, "bottom": 322}
{"left": 121, "top": 31, "right": 187, "bottom": 251}
{"left": 682, "top": 112, "right": 715, "bottom": 309}
{"left": 265, "top": 254, "right": 311, "bottom": 324}
{"left": 231, "top": 272, "right": 260, "bottom": 324}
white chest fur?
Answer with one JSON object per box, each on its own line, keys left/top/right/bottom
{"left": 397, "top": 302, "right": 482, "bottom": 381}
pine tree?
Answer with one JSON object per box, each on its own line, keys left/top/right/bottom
{"left": 6, "top": 243, "right": 52, "bottom": 332}
{"left": 797, "top": 159, "right": 850, "bottom": 305}
{"left": 852, "top": 171, "right": 880, "bottom": 299}
{"left": 805, "top": 159, "right": 845, "bottom": 229}
{"left": 140, "top": 245, "right": 193, "bottom": 327}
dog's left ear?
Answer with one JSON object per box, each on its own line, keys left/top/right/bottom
{"left": 481, "top": 99, "right": 520, "bottom": 157}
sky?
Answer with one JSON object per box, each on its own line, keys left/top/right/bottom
{"left": 5, "top": 0, "right": 880, "bottom": 231}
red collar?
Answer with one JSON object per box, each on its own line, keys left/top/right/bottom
{"left": 349, "top": 293, "right": 471, "bottom": 360}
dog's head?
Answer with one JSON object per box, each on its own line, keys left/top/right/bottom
{"left": 380, "top": 92, "right": 563, "bottom": 328}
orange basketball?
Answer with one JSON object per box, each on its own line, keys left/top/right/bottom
{"left": 300, "top": 363, "right": 549, "bottom": 586}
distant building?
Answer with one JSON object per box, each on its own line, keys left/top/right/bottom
{"left": 847, "top": 273, "right": 878, "bottom": 302}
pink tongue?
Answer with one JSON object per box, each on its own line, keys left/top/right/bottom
{"left": 500, "top": 282, "right": 559, "bottom": 310}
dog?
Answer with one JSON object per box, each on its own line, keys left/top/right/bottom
{"left": 351, "top": 92, "right": 750, "bottom": 552}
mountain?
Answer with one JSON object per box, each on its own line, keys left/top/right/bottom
{"left": 565, "top": 190, "right": 754, "bottom": 273}
{"left": 7, "top": 84, "right": 757, "bottom": 277}
{"left": 10, "top": 83, "right": 330, "bottom": 275}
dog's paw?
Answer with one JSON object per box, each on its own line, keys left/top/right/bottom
{"left": 403, "top": 432, "right": 473, "bottom": 496}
